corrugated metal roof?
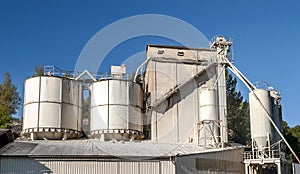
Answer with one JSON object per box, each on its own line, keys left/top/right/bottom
{"left": 0, "top": 141, "right": 37, "bottom": 156}
{"left": 0, "top": 139, "right": 242, "bottom": 158}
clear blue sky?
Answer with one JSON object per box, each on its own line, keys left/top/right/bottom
{"left": 0, "top": 1, "right": 299, "bottom": 126}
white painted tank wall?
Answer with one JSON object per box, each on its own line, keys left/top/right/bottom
{"left": 198, "top": 88, "right": 219, "bottom": 146}
{"left": 199, "top": 88, "right": 218, "bottom": 121}
{"left": 90, "top": 80, "right": 143, "bottom": 140}
{"left": 23, "top": 76, "right": 82, "bottom": 139}
{"left": 249, "top": 89, "right": 273, "bottom": 150}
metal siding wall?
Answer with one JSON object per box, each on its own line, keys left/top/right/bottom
{"left": 43, "top": 160, "right": 118, "bottom": 174}
{"left": 119, "top": 161, "right": 139, "bottom": 174}
{"left": 156, "top": 103, "right": 177, "bottom": 142}
{"left": 140, "top": 161, "right": 160, "bottom": 174}
{"left": 161, "top": 160, "right": 175, "bottom": 174}
{"left": 177, "top": 149, "right": 244, "bottom": 174}
{"left": 0, "top": 157, "right": 51, "bottom": 174}
{"left": 177, "top": 85, "right": 198, "bottom": 142}
{"left": 1, "top": 157, "right": 176, "bottom": 174}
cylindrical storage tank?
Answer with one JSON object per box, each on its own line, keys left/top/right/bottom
{"left": 270, "top": 90, "right": 283, "bottom": 143}
{"left": 199, "top": 88, "right": 218, "bottom": 121}
{"left": 198, "top": 88, "right": 219, "bottom": 146}
{"left": 249, "top": 89, "right": 273, "bottom": 150}
{"left": 22, "top": 76, "right": 82, "bottom": 140}
{"left": 90, "top": 79, "right": 143, "bottom": 141}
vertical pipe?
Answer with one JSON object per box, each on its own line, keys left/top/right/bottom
{"left": 76, "top": 81, "right": 79, "bottom": 135}
{"left": 127, "top": 81, "right": 129, "bottom": 130}
{"left": 60, "top": 78, "right": 63, "bottom": 130}
{"left": 204, "top": 124, "right": 207, "bottom": 147}
{"left": 252, "top": 140, "right": 255, "bottom": 159}
{"left": 245, "top": 164, "right": 249, "bottom": 174}
{"left": 90, "top": 85, "right": 93, "bottom": 136}
{"left": 159, "top": 161, "right": 162, "bottom": 174}
{"left": 77, "top": 81, "right": 81, "bottom": 136}
{"left": 175, "top": 63, "right": 179, "bottom": 142}
{"left": 196, "top": 65, "right": 200, "bottom": 144}
{"left": 277, "top": 162, "right": 281, "bottom": 174}
{"left": 107, "top": 80, "right": 110, "bottom": 131}
{"left": 196, "top": 63, "right": 200, "bottom": 121}
{"left": 217, "top": 64, "right": 228, "bottom": 143}
{"left": 37, "top": 76, "right": 42, "bottom": 132}
{"left": 154, "top": 61, "right": 157, "bottom": 141}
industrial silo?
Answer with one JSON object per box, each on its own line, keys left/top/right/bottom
{"left": 249, "top": 89, "right": 274, "bottom": 151}
{"left": 270, "top": 90, "right": 283, "bottom": 143}
{"left": 90, "top": 79, "right": 143, "bottom": 141}
{"left": 198, "top": 88, "right": 219, "bottom": 146}
{"left": 22, "top": 76, "right": 83, "bottom": 140}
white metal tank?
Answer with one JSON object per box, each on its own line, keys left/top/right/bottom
{"left": 199, "top": 88, "right": 218, "bottom": 121}
{"left": 249, "top": 89, "right": 273, "bottom": 150}
{"left": 198, "top": 88, "right": 219, "bottom": 146}
{"left": 22, "top": 76, "right": 82, "bottom": 140}
{"left": 90, "top": 79, "right": 143, "bottom": 141}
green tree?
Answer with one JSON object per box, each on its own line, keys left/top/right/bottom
{"left": 83, "top": 95, "right": 90, "bottom": 119}
{"left": 0, "top": 73, "right": 21, "bottom": 128}
{"left": 283, "top": 121, "right": 300, "bottom": 162}
{"left": 81, "top": 95, "right": 90, "bottom": 134}
{"left": 226, "top": 70, "right": 251, "bottom": 145}
{"left": 0, "top": 112, "right": 10, "bottom": 128}
{"left": 32, "top": 65, "right": 44, "bottom": 77}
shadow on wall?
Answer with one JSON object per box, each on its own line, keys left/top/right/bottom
{"left": 0, "top": 129, "right": 14, "bottom": 148}
{"left": 0, "top": 157, "right": 52, "bottom": 174}
{"left": 154, "top": 68, "right": 211, "bottom": 114}
{"left": 176, "top": 148, "right": 244, "bottom": 174}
